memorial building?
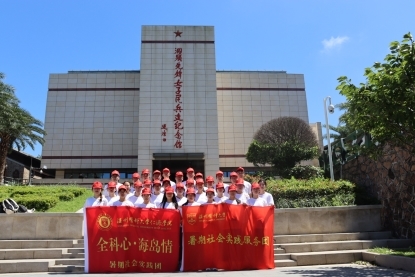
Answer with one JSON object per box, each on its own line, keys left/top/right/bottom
{"left": 40, "top": 25, "right": 322, "bottom": 181}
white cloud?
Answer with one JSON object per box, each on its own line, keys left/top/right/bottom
{"left": 322, "top": 36, "right": 349, "bottom": 51}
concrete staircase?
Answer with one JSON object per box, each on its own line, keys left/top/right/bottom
{"left": 274, "top": 231, "right": 414, "bottom": 267}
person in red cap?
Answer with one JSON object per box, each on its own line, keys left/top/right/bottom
{"left": 150, "top": 179, "right": 163, "bottom": 206}
{"left": 105, "top": 181, "right": 119, "bottom": 205}
{"left": 247, "top": 183, "right": 267, "bottom": 206}
{"left": 185, "top": 178, "right": 195, "bottom": 190}
{"left": 152, "top": 170, "right": 162, "bottom": 182}
{"left": 122, "top": 181, "right": 134, "bottom": 198}
{"left": 235, "top": 178, "right": 250, "bottom": 203}
{"left": 195, "top": 178, "right": 207, "bottom": 204}
{"left": 175, "top": 171, "right": 184, "bottom": 190}
{"left": 143, "top": 179, "right": 152, "bottom": 189}
{"left": 214, "top": 183, "right": 228, "bottom": 203}
{"left": 205, "top": 176, "right": 216, "bottom": 195}
{"left": 141, "top": 169, "right": 151, "bottom": 181}
{"left": 181, "top": 187, "right": 201, "bottom": 207}
{"left": 161, "top": 178, "right": 172, "bottom": 193}
{"left": 84, "top": 181, "right": 109, "bottom": 207}
{"left": 110, "top": 185, "right": 134, "bottom": 207}
{"left": 162, "top": 168, "right": 176, "bottom": 188}
{"left": 224, "top": 185, "right": 245, "bottom": 205}
{"left": 229, "top": 171, "right": 238, "bottom": 186}
{"left": 135, "top": 188, "right": 156, "bottom": 208}
{"left": 258, "top": 179, "right": 275, "bottom": 206}
{"left": 159, "top": 186, "right": 179, "bottom": 209}
{"left": 214, "top": 171, "right": 229, "bottom": 195}
{"left": 131, "top": 172, "right": 140, "bottom": 193}
{"left": 236, "top": 167, "right": 252, "bottom": 194}
{"left": 195, "top": 172, "right": 203, "bottom": 179}
{"left": 175, "top": 182, "right": 187, "bottom": 206}
{"left": 103, "top": 170, "right": 123, "bottom": 197}
{"left": 128, "top": 181, "right": 144, "bottom": 205}
{"left": 183, "top": 167, "right": 195, "bottom": 186}
{"left": 202, "top": 188, "right": 216, "bottom": 205}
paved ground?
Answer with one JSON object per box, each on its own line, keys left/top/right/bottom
{"left": 0, "top": 264, "right": 414, "bottom": 277}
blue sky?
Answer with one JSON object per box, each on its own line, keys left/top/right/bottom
{"left": 2, "top": 0, "right": 414, "bottom": 157}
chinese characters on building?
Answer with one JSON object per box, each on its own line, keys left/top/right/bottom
{"left": 174, "top": 46, "right": 183, "bottom": 148}
{"left": 161, "top": 124, "right": 167, "bottom": 142}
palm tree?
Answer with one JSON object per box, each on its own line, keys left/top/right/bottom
{"left": 0, "top": 73, "right": 46, "bottom": 184}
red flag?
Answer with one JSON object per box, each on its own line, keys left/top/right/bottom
{"left": 182, "top": 204, "right": 274, "bottom": 271}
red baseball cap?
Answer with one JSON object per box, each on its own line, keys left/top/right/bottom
{"left": 216, "top": 183, "right": 224, "bottom": 189}
{"left": 176, "top": 171, "right": 183, "bottom": 176}
{"left": 142, "top": 169, "right": 150, "bottom": 174}
{"left": 143, "top": 179, "right": 152, "bottom": 186}
{"left": 153, "top": 170, "right": 161, "bottom": 174}
{"left": 176, "top": 182, "right": 185, "bottom": 189}
{"left": 162, "top": 178, "right": 171, "bottom": 184}
{"left": 92, "top": 181, "right": 103, "bottom": 189}
{"left": 206, "top": 187, "right": 215, "bottom": 194}
{"left": 111, "top": 170, "right": 120, "bottom": 176}
{"left": 186, "top": 187, "right": 196, "bottom": 195}
{"left": 236, "top": 167, "right": 244, "bottom": 172}
{"left": 216, "top": 171, "right": 223, "bottom": 176}
{"left": 206, "top": 176, "right": 214, "bottom": 182}
{"left": 236, "top": 178, "right": 244, "bottom": 186}
{"left": 132, "top": 172, "right": 140, "bottom": 178}
{"left": 163, "top": 168, "right": 170, "bottom": 173}
{"left": 251, "top": 183, "right": 260, "bottom": 189}
{"left": 118, "top": 185, "right": 127, "bottom": 191}
{"left": 196, "top": 178, "right": 204, "bottom": 185}
{"left": 186, "top": 179, "right": 195, "bottom": 185}
{"left": 134, "top": 181, "right": 143, "bottom": 188}
{"left": 107, "top": 181, "right": 117, "bottom": 188}
{"left": 228, "top": 185, "right": 237, "bottom": 192}
{"left": 153, "top": 179, "right": 161, "bottom": 185}
{"left": 165, "top": 187, "right": 174, "bottom": 194}
{"left": 195, "top": 172, "right": 203, "bottom": 178}
{"left": 142, "top": 188, "right": 151, "bottom": 195}
{"left": 230, "top": 172, "right": 238, "bottom": 177}
{"left": 187, "top": 167, "right": 194, "bottom": 173}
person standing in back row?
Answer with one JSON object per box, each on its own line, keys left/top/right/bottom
{"left": 236, "top": 167, "right": 251, "bottom": 194}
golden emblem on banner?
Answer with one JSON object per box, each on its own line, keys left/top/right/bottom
{"left": 187, "top": 213, "right": 197, "bottom": 225}
{"left": 97, "top": 214, "right": 112, "bottom": 231}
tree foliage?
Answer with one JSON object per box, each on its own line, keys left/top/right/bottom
{"left": 246, "top": 117, "right": 319, "bottom": 173}
{"left": 336, "top": 33, "right": 415, "bottom": 153}
{"left": 0, "top": 73, "right": 47, "bottom": 184}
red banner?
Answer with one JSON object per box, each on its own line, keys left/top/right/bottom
{"left": 85, "top": 207, "right": 180, "bottom": 273}
{"left": 182, "top": 204, "right": 275, "bottom": 271}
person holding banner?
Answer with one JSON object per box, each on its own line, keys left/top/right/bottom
{"left": 128, "top": 181, "right": 144, "bottom": 205}
{"left": 150, "top": 179, "right": 164, "bottom": 206}
{"left": 195, "top": 178, "right": 207, "bottom": 204}
{"left": 224, "top": 185, "right": 245, "bottom": 205}
{"left": 214, "top": 183, "right": 228, "bottom": 203}
{"left": 258, "top": 179, "right": 275, "bottom": 207}
{"left": 247, "top": 183, "right": 267, "bottom": 207}
{"left": 105, "top": 181, "right": 119, "bottom": 205}
{"left": 84, "top": 181, "right": 109, "bottom": 207}
{"left": 175, "top": 182, "right": 187, "bottom": 206}
{"left": 235, "top": 178, "right": 250, "bottom": 203}
{"left": 135, "top": 188, "right": 157, "bottom": 208}
{"left": 159, "top": 187, "right": 179, "bottom": 209}
{"left": 110, "top": 185, "right": 134, "bottom": 207}
{"left": 181, "top": 188, "right": 201, "bottom": 207}
{"left": 123, "top": 181, "right": 134, "bottom": 198}
{"left": 202, "top": 187, "right": 216, "bottom": 205}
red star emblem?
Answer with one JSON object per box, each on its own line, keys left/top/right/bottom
{"left": 174, "top": 30, "right": 182, "bottom": 37}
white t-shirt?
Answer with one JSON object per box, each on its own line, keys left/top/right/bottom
{"left": 259, "top": 192, "right": 275, "bottom": 206}
{"left": 103, "top": 182, "right": 123, "bottom": 197}
{"left": 111, "top": 200, "right": 134, "bottom": 207}
{"left": 214, "top": 195, "right": 228, "bottom": 203}
{"left": 128, "top": 195, "right": 144, "bottom": 205}
{"left": 84, "top": 196, "right": 109, "bottom": 207}
{"left": 202, "top": 201, "right": 216, "bottom": 205}
{"left": 224, "top": 199, "right": 242, "bottom": 205}
{"left": 158, "top": 202, "right": 178, "bottom": 209}
{"left": 106, "top": 196, "right": 119, "bottom": 205}
{"left": 150, "top": 193, "right": 164, "bottom": 206}
{"left": 244, "top": 181, "right": 252, "bottom": 194}
{"left": 126, "top": 192, "right": 134, "bottom": 199}
{"left": 176, "top": 196, "right": 187, "bottom": 206}
{"left": 236, "top": 192, "right": 250, "bottom": 203}
{"left": 247, "top": 197, "right": 267, "bottom": 207}
{"left": 195, "top": 192, "right": 208, "bottom": 204}
{"left": 183, "top": 201, "right": 201, "bottom": 207}
{"left": 135, "top": 202, "right": 157, "bottom": 208}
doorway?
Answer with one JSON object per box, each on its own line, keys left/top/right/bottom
{"left": 152, "top": 160, "right": 205, "bottom": 180}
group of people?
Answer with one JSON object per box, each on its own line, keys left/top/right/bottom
{"left": 84, "top": 166, "right": 275, "bottom": 209}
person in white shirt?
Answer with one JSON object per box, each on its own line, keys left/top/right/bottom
{"left": 183, "top": 168, "right": 195, "bottom": 186}
{"left": 203, "top": 188, "right": 216, "bottom": 205}
{"left": 123, "top": 181, "right": 134, "bottom": 198}
{"left": 224, "top": 185, "right": 244, "bottom": 205}
{"left": 214, "top": 183, "right": 228, "bottom": 203}
{"left": 236, "top": 167, "right": 252, "bottom": 194}
{"left": 182, "top": 188, "right": 201, "bottom": 207}
{"left": 195, "top": 178, "right": 207, "bottom": 204}
{"left": 135, "top": 188, "right": 156, "bottom": 208}
{"left": 142, "top": 179, "right": 152, "bottom": 189}
{"left": 235, "top": 178, "right": 250, "bottom": 203}
{"left": 111, "top": 185, "right": 134, "bottom": 207}
{"left": 152, "top": 169, "right": 162, "bottom": 183}
{"left": 215, "top": 171, "right": 229, "bottom": 197}
{"left": 103, "top": 170, "right": 123, "bottom": 197}
{"left": 150, "top": 179, "right": 163, "bottom": 206}
{"left": 205, "top": 176, "right": 216, "bottom": 195}
{"left": 161, "top": 178, "right": 171, "bottom": 193}
{"left": 175, "top": 171, "right": 184, "bottom": 190}
{"left": 229, "top": 171, "right": 238, "bottom": 186}
{"left": 105, "top": 181, "right": 119, "bottom": 205}
{"left": 128, "top": 181, "right": 144, "bottom": 205}
{"left": 162, "top": 168, "right": 176, "bottom": 188}
{"left": 175, "top": 182, "right": 187, "bottom": 206}
{"left": 195, "top": 172, "right": 203, "bottom": 180}
{"left": 247, "top": 183, "right": 267, "bottom": 207}
{"left": 158, "top": 187, "right": 179, "bottom": 209}
{"left": 258, "top": 179, "right": 275, "bottom": 207}
{"left": 131, "top": 172, "right": 140, "bottom": 193}
{"left": 141, "top": 168, "right": 151, "bottom": 182}
{"left": 185, "top": 178, "right": 195, "bottom": 191}
{"left": 84, "top": 181, "right": 109, "bottom": 207}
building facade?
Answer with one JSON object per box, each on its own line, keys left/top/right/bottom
{"left": 40, "top": 25, "right": 317, "bottom": 182}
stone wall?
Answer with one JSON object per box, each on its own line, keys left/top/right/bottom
{"left": 341, "top": 144, "right": 415, "bottom": 239}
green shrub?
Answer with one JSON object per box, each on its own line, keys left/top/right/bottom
{"left": 281, "top": 165, "right": 324, "bottom": 179}
{"left": 267, "top": 178, "right": 358, "bottom": 208}
{"left": 14, "top": 196, "right": 59, "bottom": 212}
{"left": 57, "top": 193, "right": 75, "bottom": 201}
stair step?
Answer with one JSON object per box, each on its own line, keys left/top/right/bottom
{"left": 0, "top": 240, "right": 78, "bottom": 249}
{"left": 67, "top": 248, "right": 84, "bottom": 254}
{"left": 274, "top": 254, "right": 291, "bottom": 260}
{"left": 274, "top": 231, "right": 392, "bottom": 244}
{"left": 0, "top": 259, "right": 53, "bottom": 273}
{"left": 48, "top": 265, "right": 85, "bottom": 273}
{"left": 274, "top": 248, "right": 285, "bottom": 254}
{"left": 54, "top": 258, "right": 84, "bottom": 266}
{"left": 74, "top": 243, "right": 84, "bottom": 248}
{"left": 0, "top": 248, "right": 64, "bottom": 260}
{"left": 291, "top": 249, "right": 365, "bottom": 266}
{"left": 275, "top": 259, "right": 297, "bottom": 267}
{"left": 62, "top": 253, "right": 84, "bottom": 259}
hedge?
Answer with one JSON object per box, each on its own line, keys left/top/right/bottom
{"left": 267, "top": 178, "right": 358, "bottom": 208}
{"left": 13, "top": 196, "right": 59, "bottom": 212}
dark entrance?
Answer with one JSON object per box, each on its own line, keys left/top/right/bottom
{"left": 152, "top": 160, "right": 205, "bottom": 179}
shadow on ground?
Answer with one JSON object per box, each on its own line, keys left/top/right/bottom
{"left": 281, "top": 266, "right": 414, "bottom": 277}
